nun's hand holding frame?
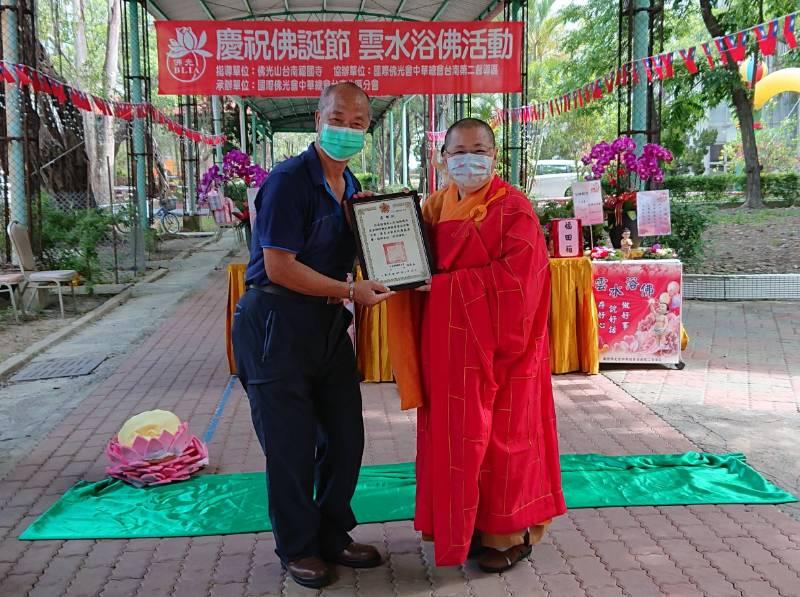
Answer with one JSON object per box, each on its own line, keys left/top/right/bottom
{"left": 347, "top": 191, "right": 433, "bottom": 291}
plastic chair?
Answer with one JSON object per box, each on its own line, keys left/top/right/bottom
{"left": 6, "top": 221, "right": 78, "bottom": 319}
{"left": 0, "top": 272, "right": 24, "bottom": 323}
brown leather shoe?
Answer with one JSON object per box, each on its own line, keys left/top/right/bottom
{"left": 285, "top": 556, "right": 331, "bottom": 588}
{"left": 333, "top": 542, "right": 382, "bottom": 568}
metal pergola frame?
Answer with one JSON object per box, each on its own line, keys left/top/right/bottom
{"left": 134, "top": 0, "right": 524, "bottom": 197}
{"left": 146, "top": 0, "right": 505, "bottom": 23}
{"left": 144, "top": 0, "right": 508, "bottom": 134}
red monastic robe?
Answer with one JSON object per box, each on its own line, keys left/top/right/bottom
{"left": 388, "top": 175, "right": 566, "bottom": 566}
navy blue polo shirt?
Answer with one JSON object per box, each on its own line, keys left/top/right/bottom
{"left": 245, "top": 143, "right": 359, "bottom": 287}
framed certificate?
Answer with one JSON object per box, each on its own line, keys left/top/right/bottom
{"left": 348, "top": 191, "right": 433, "bottom": 290}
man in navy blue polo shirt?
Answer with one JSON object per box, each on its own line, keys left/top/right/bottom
{"left": 231, "top": 83, "right": 393, "bottom": 589}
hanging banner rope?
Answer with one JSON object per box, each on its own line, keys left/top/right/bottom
{"left": 491, "top": 12, "right": 797, "bottom": 125}
{"left": 0, "top": 60, "right": 226, "bottom": 146}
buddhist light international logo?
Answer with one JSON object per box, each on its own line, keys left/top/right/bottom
{"left": 166, "top": 27, "right": 212, "bottom": 83}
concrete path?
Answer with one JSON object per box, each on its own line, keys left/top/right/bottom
{"left": 1, "top": 262, "right": 800, "bottom": 596}
{"left": 605, "top": 301, "right": 800, "bottom": 520}
{"left": 0, "top": 236, "right": 240, "bottom": 479}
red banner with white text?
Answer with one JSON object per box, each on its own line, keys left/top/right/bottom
{"left": 156, "top": 21, "right": 523, "bottom": 97}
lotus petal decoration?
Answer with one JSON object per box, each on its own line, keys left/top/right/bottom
{"left": 106, "top": 411, "right": 209, "bottom": 488}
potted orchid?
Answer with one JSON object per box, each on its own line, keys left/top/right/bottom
{"left": 199, "top": 150, "right": 268, "bottom": 247}
{"left": 581, "top": 136, "right": 673, "bottom": 248}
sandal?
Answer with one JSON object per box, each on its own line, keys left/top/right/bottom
{"left": 477, "top": 531, "right": 532, "bottom": 573}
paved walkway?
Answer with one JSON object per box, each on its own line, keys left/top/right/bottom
{"left": 1, "top": 267, "right": 800, "bottom": 596}
{"left": 605, "top": 301, "right": 800, "bottom": 519}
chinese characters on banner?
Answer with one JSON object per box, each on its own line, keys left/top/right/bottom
{"left": 571, "top": 181, "right": 605, "bottom": 225}
{"left": 636, "top": 190, "right": 672, "bottom": 236}
{"left": 549, "top": 218, "right": 582, "bottom": 258}
{"left": 592, "top": 261, "right": 682, "bottom": 364}
{"left": 156, "top": 22, "right": 523, "bottom": 97}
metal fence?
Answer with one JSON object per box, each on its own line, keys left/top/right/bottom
{"left": 684, "top": 274, "right": 800, "bottom": 301}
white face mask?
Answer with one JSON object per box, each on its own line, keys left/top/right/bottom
{"left": 446, "top": 153, "right": 494, "bottom": 192}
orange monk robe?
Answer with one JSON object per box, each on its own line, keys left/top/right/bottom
{"left": 388, "top": 175, "right": 567, "bottom": 567}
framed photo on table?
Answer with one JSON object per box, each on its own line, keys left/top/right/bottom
{"left": 348, "top": 191, "right": 433, "bottom": 290}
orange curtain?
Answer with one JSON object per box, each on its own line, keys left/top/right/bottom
{"left": 548, "top": 257, "right": 600, "bottom": 375}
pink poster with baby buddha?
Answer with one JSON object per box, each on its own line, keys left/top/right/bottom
{"left": 592, "top": 260, "right": 682, "bottom": 365}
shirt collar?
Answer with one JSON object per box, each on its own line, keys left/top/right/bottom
{"left": 303, "top": 142, "right": 356, "bottom": 190}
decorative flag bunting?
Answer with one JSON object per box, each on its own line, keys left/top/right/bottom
{"left": 678, "top": 47, "right": 699, "bottom": 74}
{"left": 1, "top": 60, "right": 225, "bottom": 146}
{"left": 722, "top": 32, "right": 749, "bottom": 62}
{"left": 785, "top": 13, "right": 797, "bottom": 48}
{"left": 700, "top": 42, "right": 718, "bottom": 68}
{"left": 487, "top": 12, "right": 797, "bottom": 126}
{"left": 754, "top": 20, "right": 780, "bottom": 56}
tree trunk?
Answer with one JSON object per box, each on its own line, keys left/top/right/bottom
{"left": 99, "top": 0, "right": 122, "bottom": 205}
{"left": 699, "top": 0, "right": 764, "bottom": 209}
{"left": 72, "top": 0, "right": 97, "bottom": 205}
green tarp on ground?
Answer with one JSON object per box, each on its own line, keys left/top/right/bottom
{"left": 20, "top": 452, "right": 796, "bottom": 540}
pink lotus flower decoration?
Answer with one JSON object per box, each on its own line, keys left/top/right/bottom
{"left": 106, "top": 411, "right": 209, "bottom": 488}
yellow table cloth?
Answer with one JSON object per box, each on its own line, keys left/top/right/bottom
{"left": 226, "top": 263, "right": 248, "bottom": 375}
{"left": 548, "top": 257, "right": 600, "bottom": 375}
{"left": 355, "top": 267, "right": 393, "bottom": 383}
{"left": 225, "top": 260, "right": 604, "bottom": 378}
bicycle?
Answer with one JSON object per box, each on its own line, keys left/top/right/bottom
{"left": 154, "top": 197, "right": 181, "bottom": 235}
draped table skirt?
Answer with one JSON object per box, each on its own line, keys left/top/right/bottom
{"left": 225, "top": 259, "right": 682, "bottom": 378}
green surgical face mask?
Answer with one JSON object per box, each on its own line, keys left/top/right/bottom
{"left": 318, "top": 124, "right": 366, "bottom": 162}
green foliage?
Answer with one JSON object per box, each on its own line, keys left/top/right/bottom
{"left": 538, "top": 110, "right": 616, "bottom": 161}
{"left": 557, "top": 0, "right": 797, "bottom": 185}
{"left": 721, "top": 123, "right": 799, "bottom": 174}
{"left": 666, "top": 129, "right": 719, "bottom": 175}
{"left": 665, "top": 174, "right": 732, "bottom": 202}
{"left": 144, "top": 228, "right": 158, "bottom": 255}
{"left": 761, "top": 173, "right": 800, "bottom": 205}
{"left": 355, "top": 173, "right": 378, "bottom": 191}
{"left": 535, "top": 200, "right": 606, "bottom": 246}
{"left": 223, "top": 180, "right": 248, "bottom": 209}
{"left": 665, "top": 173, "right": 800, "bottom": 204}
{"left": 535, "top": 200, "right": 573, "bottom": 226}
{"left": 655, "top": 202, "right": 712, "bottom": 268}
{"left": 41, "top": 202, "right": 113, "bottom": 283}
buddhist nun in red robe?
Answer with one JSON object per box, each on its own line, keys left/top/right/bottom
{"left": 388, "top": 118, "right": 566, "bottom": 571}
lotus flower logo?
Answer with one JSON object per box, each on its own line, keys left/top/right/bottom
{"left": 166, "top": 27, "right": 212, "bottom": 83}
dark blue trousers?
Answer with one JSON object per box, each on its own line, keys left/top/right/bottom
{"left": 231, "top": 289, "right": 364, "bottom": 564}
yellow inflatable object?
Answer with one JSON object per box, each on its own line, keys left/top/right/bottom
{"left": 118, "top": 410, "right": 181, "bottom": 447}
{"left": 753, "top": 68, "right": 800, "bottom": 110}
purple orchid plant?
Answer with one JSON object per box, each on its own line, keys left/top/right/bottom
{"left": 581, "top": 136, "right": 673, "bottom": 228}
{"left": 198, "top": 150, "right": 269, "bottom": 205}
{"left": 582, "top": 136, "right": 673, "bottom": 187}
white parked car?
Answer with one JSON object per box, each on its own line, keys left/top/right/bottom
{"left": 531, "top": 160, "right": 580, "bottom": 198}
